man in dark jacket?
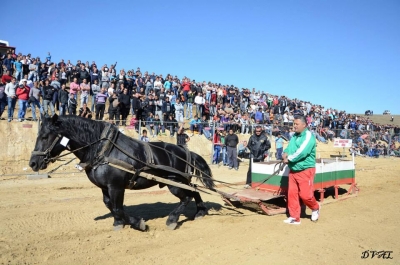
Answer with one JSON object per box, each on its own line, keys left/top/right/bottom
{"left": 225, "top": 128, "right": 239, "bottom": 170}
{"left": 162, "top": 96, "right": 174, "bottom": 121}
{"left": 245, "top": 125, "right": 271, "bottom": 188}
{"left": 108, "top": 94, "right": 120, "bottom": 125}
{"left": 78, "top": 64, "right": 90, "bottom": 84}
{"left": 58, "top": 84, "right": 69, "bottom": 115}
{"left": 118, "top": 88, "right": 131, "bottom": 126}
{"left": 131, "top": 92, "right": 141, "bottom": 116}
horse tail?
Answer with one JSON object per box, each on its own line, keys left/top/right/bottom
{"left": 190, "top": 152, "right": 216, "bottom": 190}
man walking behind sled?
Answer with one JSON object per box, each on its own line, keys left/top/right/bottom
{"left": 282, "top": 115, "right": 320, "bottom": 225}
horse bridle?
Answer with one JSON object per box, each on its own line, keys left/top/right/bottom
{"left": 31, "top": 134, "right": 62, "bottom": 164}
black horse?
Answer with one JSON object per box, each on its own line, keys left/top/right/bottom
{"left": 29, "top": 114, "right": 215, "bottom": 231}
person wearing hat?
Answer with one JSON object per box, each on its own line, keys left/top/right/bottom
{"left": 15, "top": 80, "right": 30, "bottom": 121}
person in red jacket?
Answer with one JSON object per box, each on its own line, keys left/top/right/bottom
{"left": 16, "top": 80, "right": 30, "bottom": 121}
{"left": 1, "top": 70, "right": 13, "bottom": 84}
{"left": 181, "top": 78, "right": 191, "bottom": 104}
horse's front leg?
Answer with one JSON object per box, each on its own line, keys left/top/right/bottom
{"left": 106, "top": 187, "right": 146, "bottom": 231}
{"left": 102, "top": 188, "right": 113, "bottom": 213}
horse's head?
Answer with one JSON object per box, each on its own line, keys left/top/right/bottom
{"left": 29, "top": 114, "right": 67, "bottom": 171}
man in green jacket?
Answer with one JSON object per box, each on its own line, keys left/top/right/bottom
{"left": 282, "top": 115, "right": 320, "bottom": 225}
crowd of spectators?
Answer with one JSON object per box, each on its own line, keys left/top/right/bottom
{"left": 1, "top": 49, "right": 399, "bottom": 160}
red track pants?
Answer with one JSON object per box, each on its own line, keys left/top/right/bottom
{"left": 288, "top": 167, "right": 319, "bottom": 221}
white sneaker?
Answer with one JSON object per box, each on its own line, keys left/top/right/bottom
{"left": 283, "top": 217, "right": 301, "bottom": 225}
{"left": 75, "top": 164, "right": 83, "bottom": 171}
{"left": 311, "top": 203, "right": 321, "bottom": 222}
{"left": 243, "top": 184, "right": 251, "bottom": 189}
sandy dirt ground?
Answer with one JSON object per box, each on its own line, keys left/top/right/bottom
{"left": 0, "top": 139, "right": 399, "bottom": 265}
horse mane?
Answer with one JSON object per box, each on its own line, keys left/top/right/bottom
{"left": 52, "top": 115, "right": 106, "bottom": 145}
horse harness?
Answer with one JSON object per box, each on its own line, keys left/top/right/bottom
{"left": 33, "top": 123, "right": 196, "bottom": 189}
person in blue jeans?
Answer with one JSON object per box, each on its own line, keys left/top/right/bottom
{"left": 29, "top": 81, "right": 43, "bottom": 121}
{"left": 275, "top": 132, "right": 284, "bottom": 160}
{"left": 220, "top": 131, "right": 229, "bottom": 166}
{"left": 14, "top": 59, "right": 23, "bottom": 81}
{"left": 212, "top": 129, "right": 223, "bottom": 164}
{"left": 5, "top": 77, "right": 17, "bottom": 122}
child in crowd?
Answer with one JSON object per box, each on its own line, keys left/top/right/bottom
{"left": 130, "top": 114, "right": 139, "bottom": 132}
{"left": 68, "top": 93, "right": 77, "bottom": 115}
{"left": 141, "top": 129, "right": 149, "bottom": 142}
{"left": 275, "top": 132, "right": 284, "bottom": 160}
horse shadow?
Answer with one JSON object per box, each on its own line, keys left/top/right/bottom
{"left": 94, "top": 201, "right": 226, "bottom": 229}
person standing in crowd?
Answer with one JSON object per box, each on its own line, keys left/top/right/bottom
{"left": 174, "top": 98, "right": 184, "bottom": 123}
{"left": 194, "top": 91, "right": 205, "bottom": 118}
{"left": 282, "top": 115, "right": 320, "bottom": 225}
{"left": 176, "top": 124, "right": 190, "bottom": 147}
{"left": 14, "top": 58, "right": 23, "bottom": 81}
{"left": 108, "top": 92, "right": 120, "bottom": 126}
{"left": 245, "top": 125, "right": 271, "bottom": 188}
{"left": 212, "top": 129, "right": 223, "bottom": 164}
{"left": 29, "top": 81, "right": 43, "bottom": 121}
{"left": 80, "top": 78, "right": 90, "bottom": 107}
{"left": 118, "top": 87, "right": 131, "bottom": 126}
{"left": 5, "top": 77, "right": 17, "bottom": 122}
{"left": 95, "top": 87, "right": 107, "bottom": 121}
{"left": 58, "top": 84, "right": 69, "bottom": 116}
{"left": 275, "top": 132, "right": 284, "bottom": 160}
{"left": 42, "top": 79, "right": 55, "bottom": 117}
{"left": 162, "top": 96, "right": 174, "bottom": 120}
{"left": 90, "top": 79, "right": 100, "bottom": 112}
{"left": 225, "top": 128, "right": 239, "bottom": 170}
{"left": 16, "top": 81, "right": 30, "bottom": 122}
{"left": 221, "top": 131, "right": 230, "bottom": 166}
{"left": 3, "top": 54, "right": 14, "bottom": 76}
{"left": 69, "top": 77, "right": 80, "bottom": 100}
{"left": 0, "top": 82, "right": 6, "bottom": 119}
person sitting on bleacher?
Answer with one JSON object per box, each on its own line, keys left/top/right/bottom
{"left": 189, "top": 115, "right": 202, "bottom": 137}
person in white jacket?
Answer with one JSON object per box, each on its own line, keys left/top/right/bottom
{"left": 194, "top": 92, "right": 205, "bottom": 117}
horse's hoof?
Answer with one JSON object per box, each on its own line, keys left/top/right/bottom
{"left": 113, "top": 224, "right": 124, "bottom": 231}
{"left": 194, "top": 210, "right": 207, "bottom": 220}
{"left": 139, "top": 219, "right": 146, "bottom": 231}
{"left": 194, "top": 215, "right": 204, "bottom": 220}
{"left": 166, "top": 222, "right": 177, "bottom": 230}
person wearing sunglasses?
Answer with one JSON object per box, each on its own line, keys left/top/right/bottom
{"left": 244, "top": 125, "right": 270, "bottom": 188}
